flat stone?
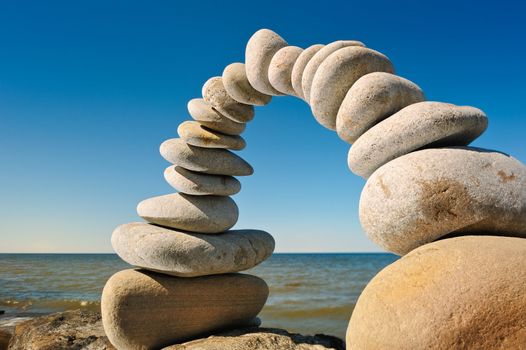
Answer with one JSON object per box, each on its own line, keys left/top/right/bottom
{"left": 202, "top": 77, "right": 254, "bottom": 123}
{"left": 187, "top": 98, "right": 246, "bottom": 135}
{"left": 310, "top": 47, "right": 394, "bottom": 130}
{"left": 222, "top": 63, "right": 272, "bottom": 106}
{"left": 348, "top": 102, "right": 488, "bottom": 178}
{"left": 112, "top": 222, "right": 275, "bottom": 277}
{"left": 301, "top": 40, "right": 364, "bottom": 103}
{"left": 177, "top": 121, "right": 246, "bottom": 150}
{"left": 137, "top": 193, "right": 238, "bottom": 234}
{"left": 347, "top": 236, "right": 526, "bottom": 349}
{"left": 160, "top": 138, "right": 253, "bottom": 176}
{"left": 291, "top": 44, "right": 324, "bottom": 99}
{"left": 102, "top": 270, "right": 268, "bottom": 349}
{"left": 245, "top": 29, "right": 288, "bottom": 96}
{"left": 336, "top": 72, "right": 425, "bottom": 143}
{"left": 359, "top": 147, "right": 526, "bottom": 255}
{"left": 268, "top": 46, "right": 303, "bottom": 96}
{"left": 164, "top": 165, "right": 241, "bottom": 196}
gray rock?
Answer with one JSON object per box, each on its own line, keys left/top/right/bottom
{"left": 310, "top": 47, "right": 394, "bottom": 130}
{"left": 336, "top": 72, "right": 425, "bottom": 143}
{"left": 301, "top": 40, "right": 365, "bottom": 103}
{"left": 222, "top": 63, "right": 272, "bottom": 106}
{"left": 202, "top": 77, "right": 254, "bottom": 123}
{"left": 291, "top": 44, "right": 324, "bottom": 99}
{"left": 102, "top": 270, "right": 268, "bottom": 350}
{"left": 164, "top": 165, "right": 241, "bottom": 196}
{"left": 177, "top": 121, "right": 246, "bottom": 150}
{"left": 348, "top": 102, "right": 488, "bottom": 178}
{"left": 137, "top": 193, "right": 238, "bottom": 234}
{"left": 111, "top": 222, "right": 275, "bottom": 277}
{"left": 245, "top": 29, "right": 288, "bottom": 96}
{"left": 160, "top": 138, "right": 253, "bottom": 176}
{"left": 187, "top": 98, "right": 246, "bottom": 135}
{"left": 359, "top": 147, "right": 526, "bottom": 255}
{"left": 268, "top": 46, "right": 303, "bottom": 96}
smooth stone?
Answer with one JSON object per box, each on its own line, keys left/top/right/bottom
{"left": 102, "top": 270, "right": 268, "bottom": 350}
{"left": 164, "top": 165, "right": 241, "bottom": 196}
{"left": 347, "top": 236, "right": 526, "bottom": 349}
{"left": 310, "top": 46, "right": 394, "bottom": 130}
{"left": 222, "top": 63, "right": 272, "bottom": 106}
{"left": 336, "top": 72, "right": 425, "bottom": 143}
{"left": 348, "top": 102, "right": 488, "bottom": 178}
{"left": 268, "top": 46, "right": 303, "bottom": 96}
{"left": 359, "top": 147, "right": 526, "bottom": 255}
{"left": 245, "top": 29, "right": 288, "bottom": 96}
{"left": 160, "top": 138, "right": 253, "bottom": 176}
{"left": 112, "top": 222, "right": 275, "bottom": 277}
{"left": 137, "top": 193, "right": 238, "bottom": 234}
{"left": 301, "top": 40, "right": 365, "bottom": 103}
{"left": 177, "top": 121, "right": 246, "bottom": 150}
{"left": 187, "top": 98, "right": 246, "bottom": 135}
{"left": 291, "top": 44, "right": 324, "bottom": 99}
{"left": 202, "top": 77, "right": 254, "bottom": 123}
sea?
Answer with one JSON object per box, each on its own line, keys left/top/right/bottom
{"left": 0, "top": 253, "right": 397, "bottom": 339}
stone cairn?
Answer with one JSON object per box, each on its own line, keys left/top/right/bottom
{"left": 102, "top": 29, "right": 526, "bottom": 349}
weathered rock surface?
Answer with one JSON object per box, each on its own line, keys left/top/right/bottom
{"left": 245, "top": 29, "right": 288, "bottom": 96}
{"left": 112, "top": 222, "right": 275, "bottom": 277}
{"left": 310, "top": 46, "right": 394, "bottom": 130}
{"left": 336, "top": 72, "right": 425, "bottom": 143}
{"left": 347, "top": 236, "right": 526, "bottom": 349}
{"left": 291, "top": 44, "right": 324, "bottom": 99}
{"left": 348, "top": 102, "right": 488, "bottom": 178}
{"left": 202, "top": 77, "right": 254, "bottom": 123}
{"left": 223, "top": 63, "right": 272, "bottom": 106}
{"left": 187, "top": 98, "right": 246, "bottom": 135}
{"left": 360, "top": 147, "right": 526, "bottom": 255}
{"left": 137, "top": 193, "right": 239, "bottom": 234}
{"left": 164, "top": 165, "right": 241, "bottom": 196}
{"left": 268, "top": 46, "right": 303, "bottom": 96}
{"left": 177, "top": 120, "right": 246, "bottom": 150}
{"left": 160, "top": 138, "right": 253, "bottom": 176}
{"left": 102, "top": 270, "right": 268, "bottom": 350}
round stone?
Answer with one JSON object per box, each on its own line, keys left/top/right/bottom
{"left": 137, "top": 193, "right": 238, "bottom": 234}
{"left": 102, "top": 270, "right": 268, "bottom": 350}
{"left": 202, "top": 77, "right": 254, "bottom": 123}
{"left": 222, "top": 63, "right": 272, "bottom": 106}
{"left": 112, "top": 222, "right": 275, "bottom": 277}
{"left": 164, "top": 165, "right": 241, "bottom": 196}
{"left": 301, "top": 40, "right": 365, "bottom": 103}
{"left": 348, "top": 102, "right": 488, "bottom": 178}
{"left": 160, "top": 138, "right": 253, "bottom": 176}
{"left": 177, "top": 121, "right": 246, "bottom": 150}
{"left": 187, "top": 98, "right": 246, "bottom": 135}
{"left": 245, "top": 28, "right": 288, "bottom": 96}
{"left": 336, "top": 72, "right": 425, "bottom": 143}
{"left": 310, "top": 46, "right": 394, "bottom": 130}
{"left": 291, "top": 44, "right": 324, "bottom": 99}
{"left": 359, "top": 147, "right": 526, "bottom": 255}
{"left": 268, "top": 46, "right": 303, "bottom": 96}
{"left": 347, "top": 236, "right": 526, "bottom": 349}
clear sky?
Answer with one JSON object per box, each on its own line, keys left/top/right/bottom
{"left": 1, "top": 0, "right": 525, "bottom": 253}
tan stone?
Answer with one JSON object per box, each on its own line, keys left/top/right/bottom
{"left": 187, "top": 98, "right": 246, "bottom": 135}
{"left": 347, "top": 236, "right": 526, "bottom": 349}
{"left": 102, "top": 270, "right": 268, "bottom": 350}
{"left": 137, "top": 193, "right": 238, "bottom": 234}
{"left": 359, "top": 147, "right": 526, "bottom": 255}
{"left": 164, "top": 165, "right": 241, "bottom": 196}
{"left": 245, "top": 29, "right": 288, "bottom": 96}
{"left": 112, "top": 222, "right": 275, "bottom": 277}
{"left": 268, "top": 46, "right": 303, "bottom": 96}
{"left": 222, "top": 63, "right": 272, "bottom": 106}
{"left": 160, "top": 138, "right": 253, "bottom": 176}
{"left": 348, "top": 102, "right": 488, "bottom": 178}
{"left": 177, "top": 120, "right": 246, "bottom": 150}
{"left": 202, "top": 77, "right": 254, "bottom": 123}
{"left": 291, "top": 44, "right": 324, "bottom": 99}
{"left": 336, "top": 72, "right": 425, "bottom": 143}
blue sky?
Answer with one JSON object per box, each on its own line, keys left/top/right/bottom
{"left": 1, "top": 0, "right": 525, "bottom": 253}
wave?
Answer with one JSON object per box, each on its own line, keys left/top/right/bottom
{"left": 0, "top": 299, "right": 101, "bottom": 312}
